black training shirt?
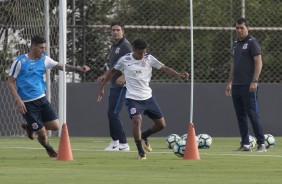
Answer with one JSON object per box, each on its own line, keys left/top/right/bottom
{"left": 232, "top": 35, "right": 261, "bottom": 85}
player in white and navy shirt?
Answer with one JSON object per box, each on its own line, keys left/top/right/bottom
{"left": 97, "top": 38, "right": 189, "bottom": 159}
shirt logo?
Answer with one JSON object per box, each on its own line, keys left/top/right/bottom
{"left": 125, "top": 57, "right": 131, "bottom": 60}
{"left": 115, "top": 47, "right": 120, "bottom": 54}
{"left": 141, "top": 59, "right": 146, "bottom": 67}
{"left": 242, "top": 43, "right": 248, "bottom": 49}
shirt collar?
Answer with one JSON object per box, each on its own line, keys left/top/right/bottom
{"left": 112, "top": 37, "right": 125, "bottom": 46}
{"left": 237, "top": 35, "right": 251, "bottom": 43}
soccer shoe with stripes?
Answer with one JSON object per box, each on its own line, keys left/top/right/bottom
{"left": 21, "top": 123, "right": 34, "bottom": 140}
{"left": 142, "top": 139, "right": 153, "bottom": 152}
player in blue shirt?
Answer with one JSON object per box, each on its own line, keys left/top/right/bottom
{"left": 7, "top": 35, "right": 90, "bottom": 157}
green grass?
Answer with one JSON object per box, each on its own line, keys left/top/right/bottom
{"left": 0, "top": 137, "right": 282, "bottom": 184}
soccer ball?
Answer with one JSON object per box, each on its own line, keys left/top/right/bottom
{"left": 166, "top": 134, "right": 181, "bottom": 149}
{"left": 181, "top": 134, "right": 199, "bottom": 145}
{"left": 173, "top": 139, "right": 186, "bottom": 157}
{"left": 181, "top": 134, "right": 187, "bottom": 141}
{"left": 197, "top": 134, "right": 212, "bottom": 149}
{"left": 264, "top": 134, "right": 275, "bottom": 149}
{"left": 249, "top": 135, "right": 257, "bottom": 149}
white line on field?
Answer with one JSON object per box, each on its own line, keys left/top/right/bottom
{"left": 0, "top": 146, "right": 282, "bottom": 157}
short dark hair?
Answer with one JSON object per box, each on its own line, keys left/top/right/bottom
{"left": 236, "top": 18, "right": 249, "bottom": 27}
{"left": 31, "top": 35, "right": 46, "bottom": 45}
{"left": 110, "top": 21, "right": 125, "bottom": 29}
{"left": 132, "top": 39, "right": 148, "bottom": 50}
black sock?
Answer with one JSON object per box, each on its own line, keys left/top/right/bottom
{"left": 141, "top": 129, "right": 153, "bottom": 140}
{"left": 135, "top": 140, "right": 145, "bottom": 156}
{"left": 42, "top": 143, "right": 54, "bottom": 152}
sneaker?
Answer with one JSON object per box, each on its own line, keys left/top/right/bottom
{"left": 256, "top": 144, "right": 267, "bottom": 152}
{"left": 118, "top": 143, "right": 130, "bottom": 151}
{"left": 234, "top": 145, "right": 251, "bottom": 151}
{"left": 142, "top": 138, "right": 152, "bottom": 152}
{"left": 138, "top": 154, "right": 146, "bottom": 160}
{"left": 46, "top": 147, "right": 57, "bottom": 157}
{"left": 21, "top": 123, "right": 34, "bottom": 140}
{"left": 104, "top": 140, "right": 119, "bottom": 151}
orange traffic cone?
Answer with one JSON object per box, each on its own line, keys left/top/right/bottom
{"left": 183, "top": 122, "right": 200, "bottom": 160}
{"left": 57, "top": 123, "right": 73, "bottom": 161}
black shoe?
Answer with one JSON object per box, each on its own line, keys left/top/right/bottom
{"left": 21, "top": 123, "right": 34, "bottom": 140}
{"left": 234, "top": 145, "right": 251, "bottom": 151}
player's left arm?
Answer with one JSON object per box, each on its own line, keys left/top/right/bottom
{"left": 253, "top": 54, "right": 262, "bottom": 82}
{"left": 96, "top": 68, "right": 117, "bottom": 102}
{"left": 159, "top": 66, "right": 189, "bottom": 81}
{"left": 250, "top": 54, "right": 262, "bottom": 92}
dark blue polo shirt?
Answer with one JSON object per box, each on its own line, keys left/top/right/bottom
{"left": 108, "top": 37, "right": 132, "bottom": 87}
{"left": 232, "top": 35, "right": 261, "bottom": 85}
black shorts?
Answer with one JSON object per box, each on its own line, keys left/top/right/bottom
{"left": 125, "top": 96, "right": 163, "bottom": 119}
{"left": 22, "top": 96, "right": 58, "bottom": 131}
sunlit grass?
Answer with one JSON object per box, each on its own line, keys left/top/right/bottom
{"left": 0, "top": 137, "right": 281, "bottom": 184}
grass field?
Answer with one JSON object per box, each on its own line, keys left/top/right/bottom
{"left": 0, "top": 136, "right": 282, "bottom": 184}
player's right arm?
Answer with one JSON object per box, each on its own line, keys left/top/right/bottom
{"left": 7, "top": 76, "right": 27, "bottom": 114}
{"left": 96, "top": 68, "right": 117, "bottom": 102}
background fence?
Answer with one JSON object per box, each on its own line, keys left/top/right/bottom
{"left": 0, "top": 0, "right": 282, "bottom": 136}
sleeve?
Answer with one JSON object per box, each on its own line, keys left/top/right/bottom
{"left": 45, "top": 56, "right": 58, "bottom": 69}
{"left": 120, "top": 42, "right": 132, "bottom": 56}
{"left": 8, "top": 59, "right": 21, "bottom": 78}
{"left": 250, "top": 39, "right": 261, "bottom": 56}
{"left": 149, "top": 55, "right": 164, "bottom": 69}
{"left": 113, "top": 57, "right": 125, "bottom": 71}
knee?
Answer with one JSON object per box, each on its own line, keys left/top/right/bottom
{"left": 158, "top": 122, "right": 166, "bottom": 130}
{"left": 45, "top": 120, "right": 60, "bottom": 131}
{"left": 161, "top": 122, "right": 166, "bottom": 129}
{"left": 132, "top": 116, "right": 142, "bottom": 128}
{"left": 157, "top": 118, "right": 166, "bottom": 130}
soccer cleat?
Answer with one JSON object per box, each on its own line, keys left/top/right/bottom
{"left": 256, "top": 144, "right": 267, "bottom": 152}
{"left": 118, "top": 143, "right": 130, "bottom": 151}
{"left": 21, "top": 123, "right": 34, "bottom": 140}
{"left": 142, "top": 139, "right": 153, "bottom": 152}
{"left": 138, "top": 154, "right": 146, "bottom": 160}
{"left": 234, "top": 145, "right": 251, "bottom": 152}
{"left": 104, "top": 140, "right": 119, "bottom": 151}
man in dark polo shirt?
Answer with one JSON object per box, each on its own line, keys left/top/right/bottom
{"left": 97, "top": 21, "right": 132, "bottom": 151}
{"left": 225, "top": 18, "right": 266, "bottom": 152}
